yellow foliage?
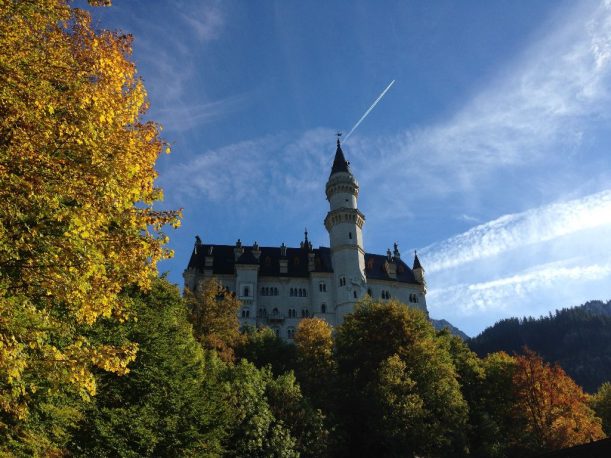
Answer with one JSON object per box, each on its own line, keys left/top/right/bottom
{"left": 0, "top": 0, "right": 178, "bottom": 422}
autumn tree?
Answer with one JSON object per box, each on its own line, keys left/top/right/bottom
{"left": 0, "top": 0, "right": 178, "bottom": 451}
{"left": 334, "top": 299, "right": 468, "bottom": 457}
{"left": 187, "top": 278, "right": 242, "bottom": 361}
{"left": 294, "top": 317, "right": 336, "bottom": 406}
{"left": 511, "top": 350, "right": 605, "bottom": 452}
{"left": 591, "top": 382, "right": 611, "bottom": 436}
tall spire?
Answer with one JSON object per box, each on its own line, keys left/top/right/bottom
{"left": 330, "top": 136, "right": 351, "bottom": 176}
{"left": 413, "top": 250, "right": 423, "bottom": 270}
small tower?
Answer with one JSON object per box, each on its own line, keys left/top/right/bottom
{"left": 413, "top": 250, "right": 426, "bottom": 292}
{"left": 324, "top": 137, "right": 366, "bottom": 322}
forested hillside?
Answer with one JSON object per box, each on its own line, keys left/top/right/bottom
{"left": 469, "top": 300, "right": 611, "bottom": 392}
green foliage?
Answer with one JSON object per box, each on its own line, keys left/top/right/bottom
{"left": 591, "top": 382, "right": 611, "bottom": 436}
{"left": 334, "top": 299, "right": 469, "bottom": 457}
{"left": 71, "top": 278, "right": 228, "bottom": 456}
{"left": 469, "top": 299, "right": 611, "bottom": 392}
{"left": 221, "top": 359, "right": 327, "bottom": 458}
{"left": 236, "top": 326, "right": 296, "bottom": 376}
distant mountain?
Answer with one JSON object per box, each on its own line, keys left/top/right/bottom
{"left": 469, "top": 300, "right": 611, "bottom": 392}
{"left": 431, "top": 318, "right": 470, "bottom": 340}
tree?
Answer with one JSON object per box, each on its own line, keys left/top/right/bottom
{"left": 235, "top": 326, "right": 296, "bottom": 376}
{"left": 438, "top": 330, "right": 494, "bottom": 457}
{"left": 187, "top": 278, "right": 242, "bottom": 362}
{"left": 511, "top": 350, "right": 605, "bottom": 452}
{"left": 221, "top": 359, "right": 327, "bottom": 458}
{"left": 71, "top": 278, "right": 228, "bottom": 456}
{"left": 294, "top": 318, "right": 336, "bottom": 406}
{"left": 0, "top": 0, "right": 178, "bottom": 452}
{"left": 591, "top": 382, "right": 611, "bottom": 436}
{"left": 334, "top": 299, "right": 468, "bottom": 457}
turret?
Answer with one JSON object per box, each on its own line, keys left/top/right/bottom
{"left": 413, "top": 251, "right": 426, "bottom": 291}
{"left": 324, "top": 137, "right": 366, "bottom": 322}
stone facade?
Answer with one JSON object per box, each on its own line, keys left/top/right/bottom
{"left": 183, "top": 139, "right": 427, "bottom": 340}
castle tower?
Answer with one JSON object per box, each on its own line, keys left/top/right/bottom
{"left": 324, "top": 138, "right": 366, "bottom": 322}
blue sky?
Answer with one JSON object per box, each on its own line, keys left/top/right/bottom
{"left": 84, "top": 0, "right": 611, "bottom": 336}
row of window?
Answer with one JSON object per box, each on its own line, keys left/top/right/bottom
{"left": 381, "top": 290, "right": 391, "bottom": 300}
{"left": 290, "top": 288, "right": 308, "bottom": 297}
{"left": 255, "top": 306, "right": 326, "bottom": 317}
{"left": 319, "top": 282, "right": 327, "bottom": 292}
{"left": 409, "top": 293, "right": 419, "bottom": 303}
{"left": 261, "top": 286, "right": 279, "bottom": 296}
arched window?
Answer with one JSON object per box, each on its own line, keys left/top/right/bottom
{"left": 243, "top": 286, "right": 249, "bottom": 297}
{"left": 321, "top": 304, "right": 327, "bottom": 313}
{"left": 353, "top": 291, "right": 357, "bottom": 299}
{"left": 290, "top": 288, "right": 294, "bottom": 297}
{"left": 367, "top": 288, "right": 372, "bottom": 296}
{"left": 299, "top": 289, "right": 303, "bottom": 297}
{"left": 287, "top": 328, "right": 295, "bottom": 339}
{"left": 303, "top": 289, "right": 307, "bottom": 297}
{"left": 349, "top": 232, "right": 352, "bottom": 239}
{"left": 272, "top": 308, "right": 279, "bottom": 316}
{"left": 274, "top": 287, "right": 278, "bottom": 296}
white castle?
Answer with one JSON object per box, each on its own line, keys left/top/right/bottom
{"left": 183, "top": 139, "right": 428, "bottom": 340}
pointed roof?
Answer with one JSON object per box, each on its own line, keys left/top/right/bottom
{"left": 413, "top": 251, "right": 423, "bottom": 270}
{"left": 330, "top": 138, "right": 351, "bottom": 176}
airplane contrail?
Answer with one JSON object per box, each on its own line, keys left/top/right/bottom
{"left": 344, "top": 79, "right": 395, "bottom": 142}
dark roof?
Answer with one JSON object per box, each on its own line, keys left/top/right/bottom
{"left": 364, "top": 253, "right": 417, "bottom": 283}
{"left": 187, "top": 244, "right": 419, "bottom": 284}
{"left": 330, "top": 139, "right": 351, "bottom": 176}
{"left": 236, "top": 250, "right": 259, "bottom": 265}
{"left": 413, "top": 252, "right": 423, "bottom": 270}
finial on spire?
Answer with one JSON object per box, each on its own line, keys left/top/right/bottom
{"left": 336, "top": 131, "right": 342, "bottom": 147}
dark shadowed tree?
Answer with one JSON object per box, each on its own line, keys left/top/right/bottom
{"left": 334, "top": 299, "right": 468, "bottom": 457}
{"left": 71, "top": 278, "right": 228, "bottom": 456}
{"left": 591, "top": 381, "right": 611, "bottom": 436}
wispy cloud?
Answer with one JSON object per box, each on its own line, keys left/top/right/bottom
{"left": 180, "top": 2, "right": 224, "bottom": 42}
{"left": 421, "top": 190, "right": 611, "bottom": 273}
{"left": 428, "top": 260, "right": 611, "bottom": 315}
{"left": 155, "top": 93, "right": 249, "bottom": 132}
{"left": 162, "top": 128, "right": 334, "bottom": 206}
{"left": 351, "top": 1, "right": 611, "bottom": 203}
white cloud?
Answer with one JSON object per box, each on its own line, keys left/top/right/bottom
{"left": 180, "top": 2, "right": 224, "bottom": 42}
{"left": 162, "top": 128, "right": 334, "bottom": 207}
{"left": 352, "top": 0, "right": 611, "bottom": 203}
{"left": 428, "top": 260, "right": 611, "bottom": 315}
{"left": 420, "top": 190, "right": 611, "bottom": 273}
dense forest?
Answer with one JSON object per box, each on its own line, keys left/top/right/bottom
{"left": 1, "top": 1, "right": 610, "bottom": 456}
{"left": 469, "top": 300, "right": 611, "bottom": 392}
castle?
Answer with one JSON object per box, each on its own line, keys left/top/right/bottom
{"left": 183, "top": 139, "right": 428, "bottom": 339}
